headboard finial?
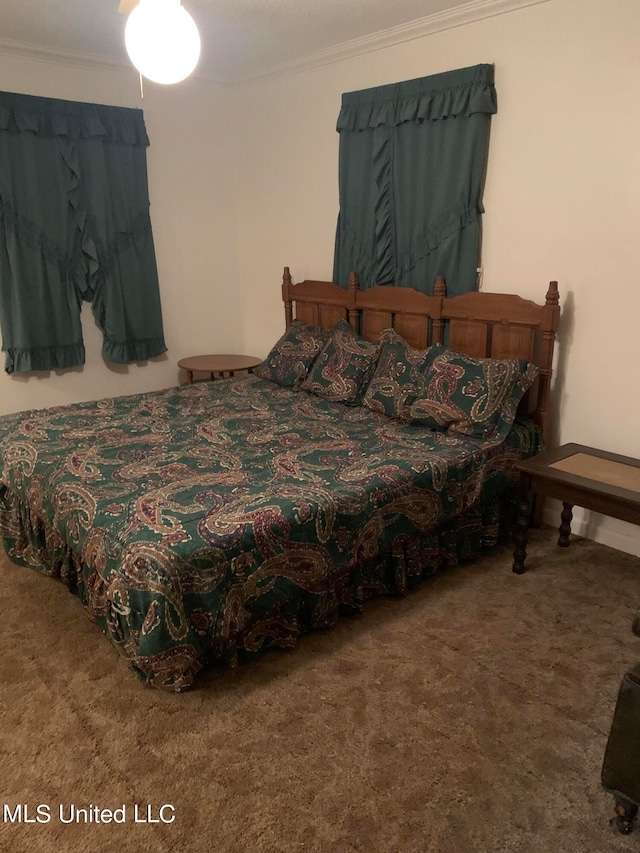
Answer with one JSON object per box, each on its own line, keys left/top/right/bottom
{"left": 545, "top": 281, "right": 559, "bottom": 306}
{"left": 433, "top": 276, "right": 446, "bottom": 298}
{"left": 347, "top": 271, "right": 360, "bottom": 293}
{"left": 282, "top": 266, "right": 293, "bottom": 327}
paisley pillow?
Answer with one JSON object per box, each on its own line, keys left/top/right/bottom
{"left": 363, "top": 328, "right": 434, "bottom": 420}
{"left": 254, "top": 320, "right": 331, "bottom": 388}
{"left": 410, "top": 349, "right": 539, "bottom": 441}
{"left": 302, "top": 320, "right": 379, "bottom": 404}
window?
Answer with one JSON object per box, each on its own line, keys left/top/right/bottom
{"left": 333, "top": 64, "right": 497, "bottom": 296}
{"left": 0, "top": 90, "right": 166, "bottom": 373}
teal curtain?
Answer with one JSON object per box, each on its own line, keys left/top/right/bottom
{"left": 333, "top": 64, "right": 497, "bottom": 295}
{"left": 0, "top": 91, "right": 166, "bottom": 374}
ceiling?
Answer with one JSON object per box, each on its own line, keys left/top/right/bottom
{"left": 0, "top": 0, "right": 545, "bottom": 85}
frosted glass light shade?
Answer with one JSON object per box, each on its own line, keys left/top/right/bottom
{"left": 125, "top": 0, "right": 201, "bottom": 85}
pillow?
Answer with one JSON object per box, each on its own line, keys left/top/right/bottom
{"left": 253, "top": 320, "right": 331, "bottom": 388}
{"left": 302, "top": 319, "right": 379, "bottom": 404}
{"left": 362, "top": 328, "right": 434, "bottom": 420}
{"left": 409, "top": 349, "right": 539, "bottom": 441}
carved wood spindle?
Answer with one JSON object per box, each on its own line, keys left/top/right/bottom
{"left": 348, "top": 270, "right": 360, "bottom": 330}
{"left": 512, "top": 496, "right": 531, "bottom": 574}
{"left": 558, "top": 502, "right": 573, "bottom": 547}
{"left": 282, "top": 266, "right": 293, "bottom": 327}
{"left": 535, "top": 281, "right": 560, "bottom": 443}
{"left": 545, "top": 280, "right": 560, "bottom": 307}
{"left": 536, "top": 364, "right": 551, "bottom": 435}
{"left": 432, "top": 275, "right": 446, "bottom": 345}
{"left": 433, "top": 275, "right": 446, "bottom": 298}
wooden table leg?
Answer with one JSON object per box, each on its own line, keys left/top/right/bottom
{"left": 512, "top": 472, "right": 531, "bottom": 574}
{"left": 187, "top": 370, "right": 194, "bottom": 385}
{"left": 558, "top": 502, "right": 573, "bottom": 547}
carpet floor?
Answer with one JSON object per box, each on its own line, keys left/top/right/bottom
{"left": 1, "top": 526, "right": 640, "bottom": 853}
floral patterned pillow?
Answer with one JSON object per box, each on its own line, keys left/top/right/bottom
{"left": 363, "top": 328, "right": 434, "bottom": 420}
{"left": 253, "top": 320, "right": 331, "bottom": 388}
{"left": 302, "top": 319, "right": 380, "bottom": 404}
{"left": 410, "top": 349, "right": 539, "bottom": 441}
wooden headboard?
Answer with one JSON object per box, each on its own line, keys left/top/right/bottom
{"left": 281, "top": 267, "right": 560, "bottom": 443}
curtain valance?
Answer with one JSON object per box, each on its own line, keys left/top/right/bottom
{"left": 336, "top": 64, "right": 496, "bottom": 131}
{"left": 0, "top": 91, "right": 149, "bottom": 146}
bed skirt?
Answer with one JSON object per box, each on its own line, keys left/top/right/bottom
{"left": 0, "top": 481, "right": 515, "bottom": 691}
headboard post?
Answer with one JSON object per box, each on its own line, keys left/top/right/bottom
{"left": 432, "top": 276, "right": 446, "bottom": 344}
{"left": 347, "top": 271, "right": 360, "bottom": 330}
{"left": 536, "top": 281, "right": 561, "bottom": 443}
{"left": 282, "top": 266, "right": 294, "bottom": 327}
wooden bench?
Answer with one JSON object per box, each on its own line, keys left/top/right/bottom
{"left": 512, "top": 443, "right": 640, "bottom": 573}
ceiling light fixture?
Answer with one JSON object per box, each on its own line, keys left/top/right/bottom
{"left": 124, "top": 0, "right": 201, "bottom": 85}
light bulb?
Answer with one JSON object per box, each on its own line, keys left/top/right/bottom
{"left": 125, "top": 0, "right": 201, "bottom": 85}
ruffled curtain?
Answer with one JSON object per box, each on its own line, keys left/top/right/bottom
{"left": 0, "top": 90, "right": 166, "bottom": 374}
{"left": 333, "top": 64, "right": 497, "bottom": 296}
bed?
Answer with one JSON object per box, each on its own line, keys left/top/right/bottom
{"left": 0, "top": 269, "right": 560, "bottom": 691}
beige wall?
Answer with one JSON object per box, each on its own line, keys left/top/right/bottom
{"left": 1, "top": 0, "right": 639, "bottom": 556}
{"left": 234, "top": 0, "right": 640, "bottom": 556}
{"left": 0, "top": 52, "right": 240, "bottom": 415}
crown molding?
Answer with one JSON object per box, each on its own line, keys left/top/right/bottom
{"left": 235, "top": 0, "right": 551, "bottom": 87}
{"left": 0, "top": 0, "right": 551, "bottom": 89}
{"left": 0, "top": 36, "right": 234, "bottom": 87}
{"left": 0, "top": 37, "right": 128, "bottom": 76}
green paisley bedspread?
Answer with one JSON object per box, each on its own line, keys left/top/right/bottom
{"left": 0, "top": 376, "right": 541, "bottom": 690}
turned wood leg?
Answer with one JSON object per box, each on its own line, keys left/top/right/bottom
{"left": 512, "top": 474, "right": 531, "bottom": 574}
{"left": 558, "top": 502, "right": 573, "bottom": 547}
{"left": 613, "top": 796, "right": 638, "bottom": 834}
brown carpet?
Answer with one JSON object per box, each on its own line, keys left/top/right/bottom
{"left": 1, "top": 527, "right": 640, "bottom": 853}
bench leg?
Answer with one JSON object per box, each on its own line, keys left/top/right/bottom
{"left": 558, "top": 502, "right": 573, "bottom": 547}
{"left": 512, "top": 474, "right": 531, "bottom": 574}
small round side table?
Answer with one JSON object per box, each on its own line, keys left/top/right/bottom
{"left": 178, "top": 354, "right": 262, "bottom": 385}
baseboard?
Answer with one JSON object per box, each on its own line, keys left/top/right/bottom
{"left": 543, "top": 499, "right": 640, "bottom": 558}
